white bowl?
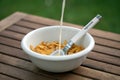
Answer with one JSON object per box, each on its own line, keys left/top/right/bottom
{"left": 21, "top": 26, "right": 94, "bottom": 72}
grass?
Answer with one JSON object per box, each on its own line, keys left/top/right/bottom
{"left": 0, "top": 0, "right": 120, "bottom": 34}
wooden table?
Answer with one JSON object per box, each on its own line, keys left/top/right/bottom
{"left": 0, "top": 12, "right": 120, "bottom": 80}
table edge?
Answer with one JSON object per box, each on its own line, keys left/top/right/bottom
{"left": 0, "top": 12, "right": 27, "bottom": 32}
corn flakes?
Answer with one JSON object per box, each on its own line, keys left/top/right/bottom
{"left": 30, "top": 40, "right": 84, "bottom": 55}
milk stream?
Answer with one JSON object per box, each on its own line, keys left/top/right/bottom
{"left": 58, "top": 0, "right": 66, "bottom": 54}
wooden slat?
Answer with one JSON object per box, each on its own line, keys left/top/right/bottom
{"left": 94, "top": 45, "right": 120, "bottom": 57}
{"left": 95, "top": 37, "right": 120, "bottom": 49}
{"left": 88, "top": 52, "right": 120, "bottom": 66}
{"left": 0, "top": 44, "right": 29, "bottom": 60}
{"left": 0, "top": 12, "right": 26, "bottom": 32}
{"left": 0, "top": 74, "right": 17, "bottom": 80}
{"left": 90, "top": 29, "right": 120, "bottom": 42}
{"left": 0, "top": 36, "right": 20, "bottom": 48}
{"left": 23, "top": 14, "right": 120, "bottom": 41}
{"left": 0, "top": 53, "right": 36, "bottom": 71}
{"left": 24, "top": 14, "right": 59, "bottom": 26}
{"left": 0, "top": 63, "right": 54, "bottom": 80}
{"left": 0, "top": 30, "right": 24, "bottom": 40}
{"left": 82, "top": 59, "right": 120, "bottom": 75}
{"left": 15, "top": 20, "right": 45, "bottom": 29}
{"left": 53, "top": 73, "right": 92, "bottom": 80}
{"left": 7, "top": 25, "right": 33, "bottom": 34}
{"left": 73, "top": 67, "right": 120, "bottom": 80}
{"left": 0, "top": 54, "right": 56, "bottom": 80}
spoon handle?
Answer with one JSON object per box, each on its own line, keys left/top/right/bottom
{"left": 63, "top": 15, "right": 102, "bottom": 54}
{"left": 71, "top": 14, "right": 102, "bottom": 43}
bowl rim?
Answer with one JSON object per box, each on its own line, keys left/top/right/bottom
{"left": 21, "top": 26, "right": 95, "bottom": 61}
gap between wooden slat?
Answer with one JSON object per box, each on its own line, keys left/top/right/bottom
{"left": 0, "top": 73, "right": 19, "bottom": 80}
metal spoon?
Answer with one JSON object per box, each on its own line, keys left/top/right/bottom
{"left": 51, "top": 14, "right": 102, "bottom": 56}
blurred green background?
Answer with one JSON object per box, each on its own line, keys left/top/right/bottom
{"left": 0, "top": 0, "right": 120, "bottom": 34}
